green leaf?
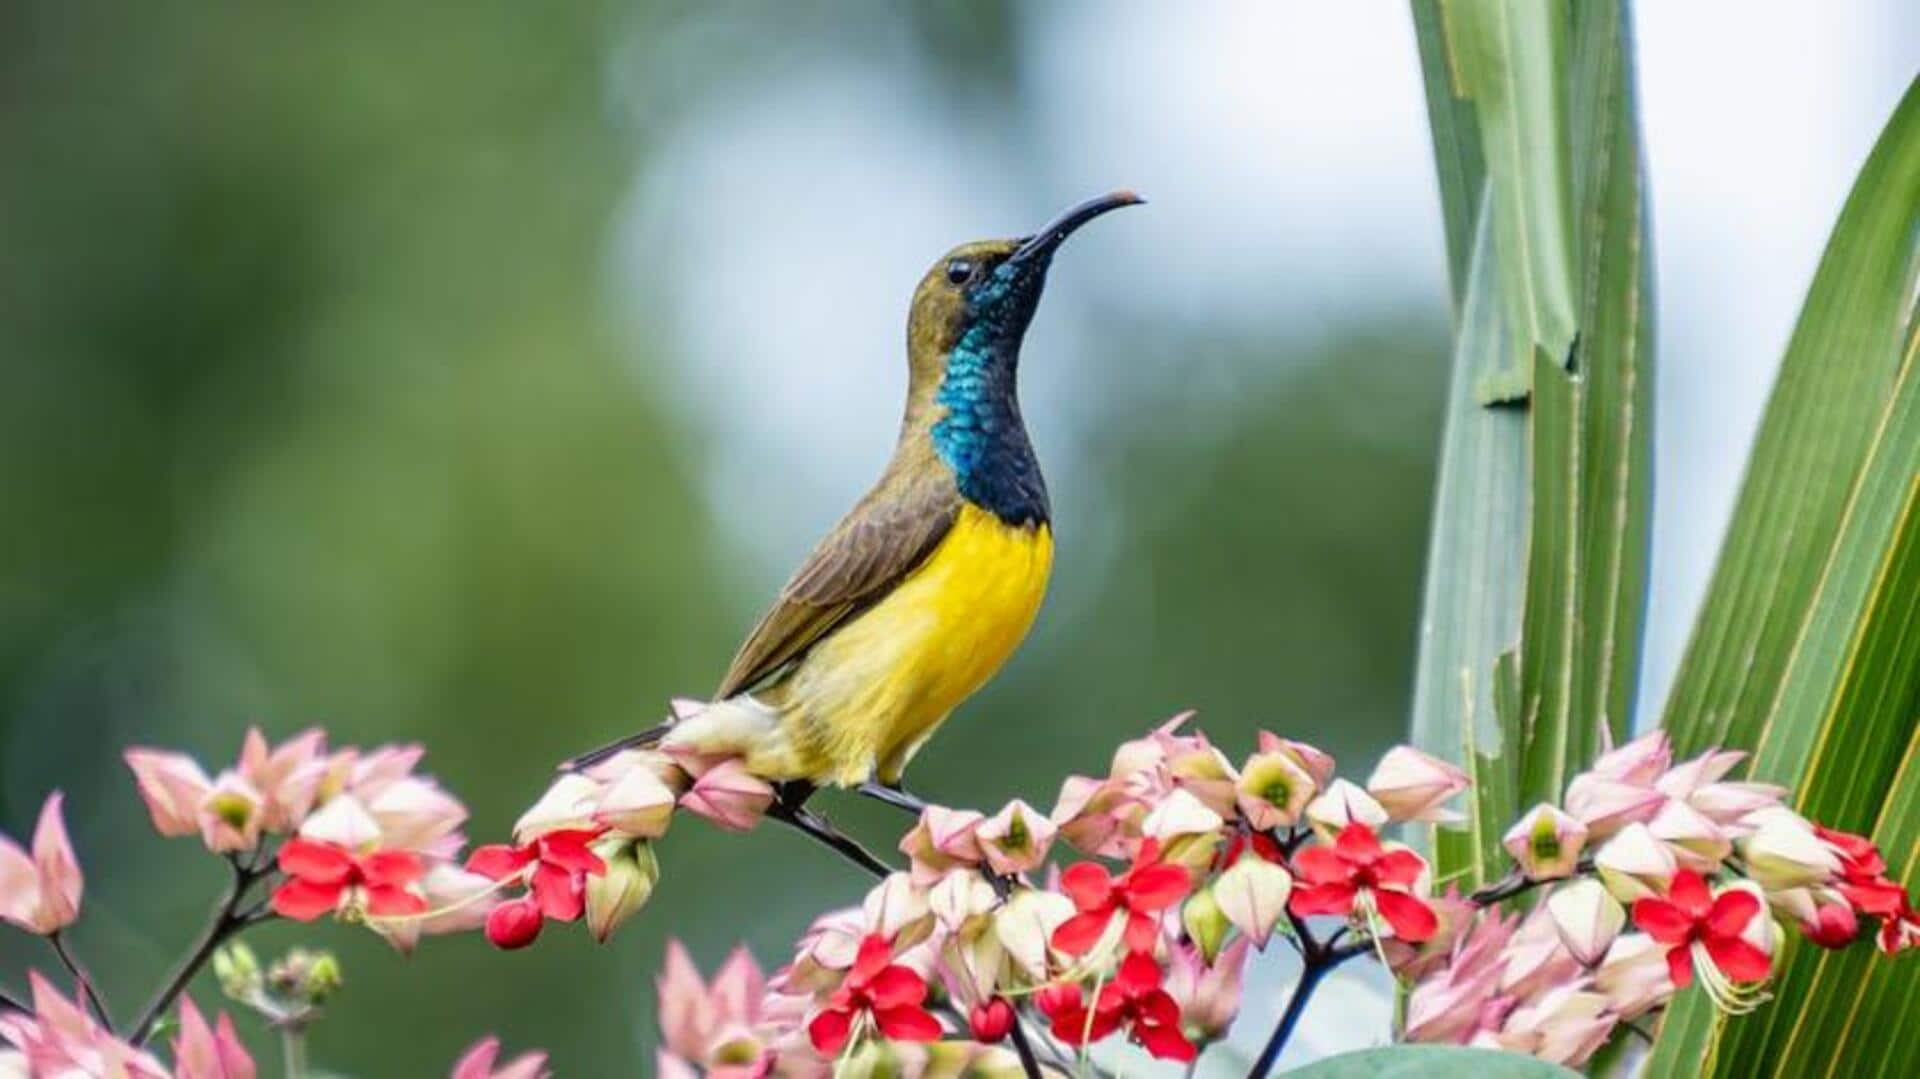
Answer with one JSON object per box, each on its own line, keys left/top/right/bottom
{"left": 1409, "top": 0, "right": 1652, "bottom": 890}
{"left": 1281, "top": 1045, "right": 1578, "bottom": 1078}
{"left": 1410, "top": 0, "right": 1487, "bottom": 314}
{"left": 1438, "top": 0, "right": 1579, "bottom": 401}
{"left": 1648, "top": 75, "right": 1920, "bottom": 1076}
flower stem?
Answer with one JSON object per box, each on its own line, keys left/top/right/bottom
{"left": 129, "top": 856, "right": 272, "bottom": 1044}
{"left": 1005, "top": 1014, "right": 1043, "bottom": 1079}
{"left": 280, "top": 1022, "right": 309, "bottom": 1079}
{"left": 47, "top": 930, "right": 112, "bottom": 1028}
{"left": 1251, "top": 960, "right": 1328, "bottom": 1077}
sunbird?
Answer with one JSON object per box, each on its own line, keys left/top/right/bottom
{"left": 569, "top": 192, "right": 1142, "bottom": 857}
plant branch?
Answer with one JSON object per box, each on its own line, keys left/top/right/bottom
{"left": 47, "top": 930, "right": 112, "bottom": 1028}
{"left": 129, "top": 855, "right": 273, "bottom": 1044}
{"left": 1467, "top": 856, "right": 1594, "bottom": 908}
{"left": 1005, "top": 1013, "right": 1044, "bottom": 1079}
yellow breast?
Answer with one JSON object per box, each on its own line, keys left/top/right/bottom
{"left": 771, "top": 502, "right": 1053, "bottom": 785}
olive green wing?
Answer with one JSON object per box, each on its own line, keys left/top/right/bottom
{"left": 716, "top": 467, "right": 960, "bottom": 698}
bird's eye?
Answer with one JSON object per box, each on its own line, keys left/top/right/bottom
{"left": 945, "top": 259, "right": 975, "bottom": 285}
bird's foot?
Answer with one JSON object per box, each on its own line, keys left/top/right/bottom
{"left": 856, "top": 780, "right": 929, "bottom": 817}
{"left": 767, "top": 783, "right": 893, "bottom": 878}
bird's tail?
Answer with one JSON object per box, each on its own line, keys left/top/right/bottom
{"left": 558, "top": 724, "right": 672, "bottom": 772}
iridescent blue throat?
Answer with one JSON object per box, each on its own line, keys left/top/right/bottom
{"left": 930, "top": 274, "right": 1049, "bottom": 527}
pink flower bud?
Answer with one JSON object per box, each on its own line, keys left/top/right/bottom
{"left": 237, "top": 726, "right": 328, "bottom": 834}
{"left": 1563, "top": 773, "right": 1665, "bottom": 837}
{"left": 676, "top": 760, "right": 773, "bottom": 833}
{"left": 513, "top": 774, "right": 604, "bottom": 841}
{"left": 899, "top": 805, "right": 986, "bottom": 883}
{"left": 365, "top": 776, "right": 468, "bottom": 852}
{"left": 1502, "top": 803, "right": 1589, "bottom": 880}
{"left": 593, "top": 764, "right": 678, "bottom": 839}
{"left": 863, "top": 872, "right": 933, "bottom": 946}
{"left": 450, "top": 1036, "right": 550, "bottom": 1079}
{"left": 1592, "top": 932, "right": 1674, "bottom": 1019}
{"left": 1496, "top": 985, "right": 1615, "bottom": 1067}
{"left": 1588, "top": 730, "right": 1671, "bottom": 785}
{"left": 1739, "top": 806, "right": 1840, "bottom": 891}
{"left": 1141, "top": 788, "right": 1225, "bottom": 870}
{"left": 927, "top": 870, "right": 997, "bottom": 935}
{"left": 1050, "top": 776, "right": 1132, "bottom": 858}
{"left": 1304, "top": 779, "right": 1388, "bottom": 839}
{"left": 1405, "top": 911, "right": 1514, "bottom": 1043}
{"left": 1164, "top": 936, "right": 1249, "bottom": 1041}
{"left": 1594, "top": 822, "right": 1678, "bottom": 902}
{"left": 1500, "top": 904, "right": 1581, "bottom": 999}
{"left": 1366, "top": 746, "right": 1468, "bottom": 823}
{"left": 124, "top": 748, "right": 214, "bottom": 838}
{"left": 298, "top": 792, "right": 382, "bottom": 849}
{"left": 0, "top": 792, "right": 83, "bottom": 935}
{"left": 1211, "top": 851, "right": 1293, "bottom": 947}
{"left": 994, "top": 887, "right": 1075, "bottom": 979}
{"left": 975, "top": 799, "right": 1056, "bottom": 876}
{"left": 172, "top": 996, "right": 255, "bottom": 1079}
{"left": 1236, "top": 750, "right": 1316, "bottom": 830}
{"left": 1647, "top": 798, "right": 1731, "bottom": 872}
{"left": 1258, "top": 732, "right": 1337, "bottom": 788}
{"left": 1546, "top": 879, "right": 1624, "bottom": 966}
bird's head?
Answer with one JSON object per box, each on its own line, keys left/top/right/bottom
{"left": 905, "top": 191, "right": 1143, "bottom": 388}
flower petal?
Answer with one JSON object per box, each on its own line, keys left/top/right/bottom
{"left": 1334, "top": 822, "right": 1384, "bottom": 862}
{"left": 1703, "top": 935, "right": 1772, "bottom": 983}
{"left": 531, "top": 862, "right": 585, "bottom": 922}
{"left": 1050, "top": 911, "right": 1114, "bottom": 957}
{"left": 1059, "top": 861, "right": 1114, "bottom": 912}
{"left": 1372, "top": 849, "right": 1427, "bottom": 888}
{"left": 359, "top": 849, "right": 424, "bottom": 888}
{"left": 465, "top": 843, "right": 533, "bottom": 881}
{"left": 270, "top": 877, "right": 343, "bottom": 921}
{"left": 873, "top": 1004, "right": 943, "bottom": 1043}
{"left": 1667, "top": 869, "right": 1712, "bottom": 919}
{"left": 1631, "top": 897, "right": 1694, "bottom": 945}
{"left": 365, "top": 883, "right": 427, "bottom": 918}
{"left": 850, "top": 932, "right": 895, "bottom": 984}
{"left": 867, "top": 965, "right": 928, "bottom": 1011}
{"left": 278, "top": 838, "right": 354, "bottom": 885}
{"left": 1373, "top": 888, "right": 1439, "bottom": 942}
{"left": 1704, "top": 888, "right": 1761, "bottom": 940}
{"left": 1122, "top": 863, "right": 1192, "bottom": 912}
{"left": 807, "top": 1007, "right": 852, "bottom": 1056}
{"left": 1290, "top": 846, "right": 1351, "bottom": 886}
{"left": 1665, "top": 944, "right": 1693, "bottom": 989}
{"left": 1135, "top": 1020, "right": 1197, "bottom": 1062}
{"left": 1288, "top": 882, "right": 1356, "bottom": 917}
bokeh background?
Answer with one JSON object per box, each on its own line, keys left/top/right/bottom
{"left": 1, "top": 1, "right": 1912, "bottom": 1073}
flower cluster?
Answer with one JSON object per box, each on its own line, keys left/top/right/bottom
{"left": 1, "top": 726, "right": 556, "bottom": 1078}
{"left": 1403, "top": 731, "right": 1918, "bottom": 1067}
{"left": 124, "top": 728, "right": 488, "bottom": 953}
{"left": 468, "top": 705, "right": 781, "bottom": 949}
{"left": 635, "top": 717, "right": 1460, "bottom": 1073}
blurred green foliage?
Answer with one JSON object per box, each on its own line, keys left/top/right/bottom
{"left": 0, "top": 2, "right": 1444, "bottom": 1072}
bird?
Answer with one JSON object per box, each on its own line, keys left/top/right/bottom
{"left": 566, "top": 191, "right": 1142, "bottom": 858}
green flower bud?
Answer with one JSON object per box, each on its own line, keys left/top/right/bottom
{"left": 586, "top": 838, "right": 660, "bottom": 943}
{"left": 212, "top": 942, "right": 262, "bottom": 1001}
{"left": 1182, "top": 884, "right": 1232, "bottom": 964}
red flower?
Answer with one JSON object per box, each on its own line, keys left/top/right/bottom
{"left": 1288, "top": 823, "right": 1436, "bottom": 943}
{"left": 1799, "top": 898, "right": 1859, "bottom": 950}
{"left": 1816, "top": 824, "right": 1909, "bottom": 917}
{"left": 468, "top": 828, "right": 605, "bottom": 920}
{"left": 1051, "top": 839, "right": 1192, "bottom": 956}
{"left": 1878, "top": 899, "right": 1919, "bottom": 955}
{"left": 270, "top": 837, "right": 426, "bottom": 921}
{"left": 1631, "top": 869, "right": 1770, "bottom": 989}
{"left": 806, "top": 933, "right": 942, "bottom": 1056}
{"left": 1036, "top": 953, "right": 1195, "bottom": 1062}
{"left": 968, "top": 996, "right": 1016, "bottom": 1044}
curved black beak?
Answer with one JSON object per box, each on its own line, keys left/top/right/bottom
{"left": 1008, "top": 190, "right": 1144, "bottom": 268}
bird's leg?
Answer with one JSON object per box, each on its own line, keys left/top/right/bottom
{"left": 767, "top": 781, "right": 892, "bottom": 879}
{"left": 855, "top": 779, "right": 929, "bottom": 817}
